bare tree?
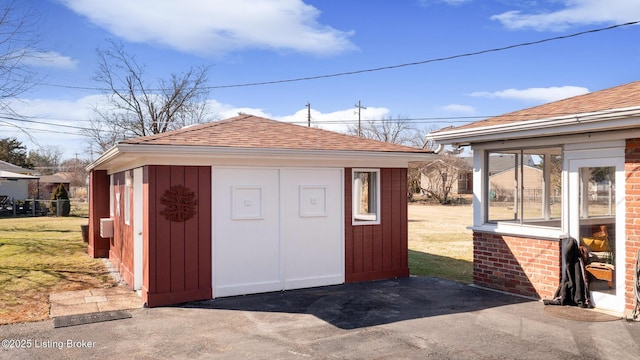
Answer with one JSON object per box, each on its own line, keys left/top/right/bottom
{"left": 59, "top": 157, "right": 90, "bottom": 187}
{"left": 417, "top": 153, "right": 469, "bottom": 204}
{"left": 348, "top": 115, "right": 424, "bottom": 146}
{"left": 0, "top": 1, "right": 43, "bottom": 115}
{"left": 86, "top": 40, "right": 214, "bottom": 151}
{"left": 28, "top": 145, "right": 63, "bottom": 175}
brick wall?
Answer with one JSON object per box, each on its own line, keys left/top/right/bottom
{"left": 473, "top": 232, "right": 562, "bottom": 299}
{"left": 625, "top": 138, "right": 640, "bottom": 313}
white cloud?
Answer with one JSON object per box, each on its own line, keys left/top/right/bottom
{"left": 279, "top": 106, "right": 390, "bottom": 133}
{"left": 22, "top": 50, "right": 78, "bottom": 69}
{"left": 60, "top": 0, "right": 356, "bottom": 56}
{"left": 204, "top": 100, "right": 390, "bottom": 133}
{"left": 492, "top": 0, "right": 640, "bottom": 31}
{"left": 442, "top": 104, "right": 476, "bottom": 114}
{"left": 470, "top": 86, "right": 589, "bottom": 103}
{"left": 3, "top": 94, "right": 391, "bottom": 160}
{"left": 2, "top": 96, "right": 102, "bottom": 159}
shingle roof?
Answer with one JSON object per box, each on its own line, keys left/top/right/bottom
{"left": 439, "top": 80, "right": 640, "bottom": 132}
{"left": 121, "top": 114, "right": 427, "bottom": 153}
{"left": 0, "top": 160, "right": 34, "bottom": 174}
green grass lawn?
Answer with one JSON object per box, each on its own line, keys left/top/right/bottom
{"left": 408, "top": 204, "right": 474, "bottom": 283}
{"left": 0, "top": 216, "right": 115, "bottom": 325}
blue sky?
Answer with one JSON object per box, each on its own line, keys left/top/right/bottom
{"left": 3, "top": 0, "right": 639, "bottom": 160}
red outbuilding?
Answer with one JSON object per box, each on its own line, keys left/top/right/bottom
{"left": 86, "top": 115, "right": 432, "bottom": 307}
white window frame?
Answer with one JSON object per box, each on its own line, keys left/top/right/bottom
{"left": 124, "top": 171, "right": 132, "bottom": 225}
{"left": 471, "top": 147, "right": 566, "bottom": 240}
{"left": 109, "top": 174, "right": 114, "bottom": 216}
{"left": 352, "top": 168, "right": 381, "bottom": 225}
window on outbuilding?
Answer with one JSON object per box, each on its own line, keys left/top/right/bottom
{"left": 109, "top": 175, "right": 114, "bottom": 216}
{"left": 486, "top": 147, "right": 562, "bottom": 228}
{"left": 353, "top": 169, "right": 380, "bottom": 224}
{"left": 124, "top": 171, "right": 132, "bottom": 225}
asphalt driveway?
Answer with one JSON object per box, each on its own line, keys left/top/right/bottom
{"left": 1, "top": 277, "right": 639, "bottom": 359}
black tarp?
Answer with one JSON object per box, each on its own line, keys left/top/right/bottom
{"left": 544, "top": 237, "right": 592, "bottom": 308}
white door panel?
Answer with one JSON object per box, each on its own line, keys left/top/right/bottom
{"left": 213, "top": 168, "right": 281, "bottom": 297}
{"left": 281, "top": 169, "right": 344, "bottom": 290}
{"left": 212, "top": 167, "right": 343, "bottom": 298}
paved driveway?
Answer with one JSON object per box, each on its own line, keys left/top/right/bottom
{"left": 1, "top": 277, "right": 639, "bottom": 359}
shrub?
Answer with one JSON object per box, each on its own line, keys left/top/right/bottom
{"left": 50, "top": 184, "right": 71, "bottom": 216}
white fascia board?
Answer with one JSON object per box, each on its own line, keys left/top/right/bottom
{"left": 90, "top": 144, "right": 436, "bottom": 173}
{"left": 85, "top": 145, "right": 119, "bottom": 171}
{"left": 428, "top": 107, "right": 640, "bottom": 145}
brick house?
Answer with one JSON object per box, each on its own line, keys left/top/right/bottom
{"left": 427, "top": 80, "right": 640, "bottom": 316}
{"left": 86, "top": 115, "right": 432, "bottom": 307}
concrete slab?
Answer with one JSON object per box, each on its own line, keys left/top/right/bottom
{"left": 3, "top": 277, "right": 638, "bottom": 360}
{"left": 48, "top": 290, "right": 92, "bottom": 302}
{"left": 49, "top": 286, "right": 143, "bottom": 318}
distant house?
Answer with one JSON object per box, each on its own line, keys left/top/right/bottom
{"left": 427, "top": 80, "right": 640, "bottom": 316}
{"left": 0, "top": 160, "right": 39, "bottom": 202}
{"left": 38, "top": 173, "right": 71, "bottom": 199}
{"left": 86, "top": 115, "right": 433, "bottom": 307}
{"left": 489, "top": 164, "right": 543, "bottom": 201}
{"left": 419, "top": 156, "right": 473, "bottom": 197}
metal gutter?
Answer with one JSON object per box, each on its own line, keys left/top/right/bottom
{"left": 427, "top": 106, "right": 640, "bottom": 145}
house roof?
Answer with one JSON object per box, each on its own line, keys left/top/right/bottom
{"left": 89, "top": 115, "right": 432, "bottom": 171}
{"left": 0, "top": 160, "right": 36, "bottom": 175}
{"left": 428, "top": 80, "right": 640, "bottom": 145}
{"left": 0, "top": 170, "right": 39, "bottom": 180}
{"left": 121, "top": 114, "right": 427, "bottom": 153}
{"left": 39, "top": 174, "right": 70, "bottom": 184}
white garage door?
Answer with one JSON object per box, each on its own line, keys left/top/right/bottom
{"left": 213, "top": 167, "right": 343, "bottom": 298}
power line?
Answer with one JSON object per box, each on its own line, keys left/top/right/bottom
{"left": 39, "top": 20, "right": 640, "bottom": 92}
{"left": 0, "top": 115, "right": 91, "bottom": 131}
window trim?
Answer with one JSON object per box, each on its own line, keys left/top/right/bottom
{"left": 124, "top": 171, "right": 132, "bottom": 225}
{"left": 352, "top": 168, "right": 381, "bottom": 226}
{"left": 483, "top": 146, "right": 562, "bottom": 229}
{"left": 109, "top": 175, "right": 114, "bottom": 216}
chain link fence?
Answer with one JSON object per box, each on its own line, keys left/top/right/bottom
{"left": 0, "top": 198, "right": 89, "bottom": 217}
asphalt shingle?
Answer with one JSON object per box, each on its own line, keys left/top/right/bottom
{"left": 437, "top": 80, "right": 640, "bottom": 132}
{"left": 121, "top": 114, "right": 427, "bottom": 153}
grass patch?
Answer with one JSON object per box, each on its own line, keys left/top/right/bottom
{"left": 0, "top": 216, "right": 116, "bottom": 325}
{"left": 408, "top": 205, "right": 473, "bottom": 283}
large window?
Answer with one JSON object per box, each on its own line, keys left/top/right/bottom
{"left": 486, "top": 147, "right": 562, "bottom": 227}
{"left": 353, "top": 169, "right": 380, "bottom": 224}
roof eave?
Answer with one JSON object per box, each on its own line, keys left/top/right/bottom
{"left": 87, "top": 143, "right": 434, "bottom": 171}
{"left": 428, "top": 106, "right": 640, "bottom": 146}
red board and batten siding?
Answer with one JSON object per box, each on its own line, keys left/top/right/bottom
{"left": 144, "top": 165, "right": 212, "bottom": 307}
{"left": 88, "top": 170, "right": 110, "bottom": 258}
{"left": 344, "top": 168, "right": 410, "bottom": 283}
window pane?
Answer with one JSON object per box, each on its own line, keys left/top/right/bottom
{"left": 549, "top": 154, "right": 563, "bottom": 219}
{"left": 488, "top": 152, "right": 517, "bottom": 222}
{"left": 579, "top": 166, "right": 615, "bottom": 218}
{"left": 353, "top": 170, "right": 378, "bottom": 222}
{"left": 487, "top": 148, "right": 561, "bottom": 227}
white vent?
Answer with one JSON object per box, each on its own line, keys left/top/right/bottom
{"left": 100, "top": 218, "right": 114, "bottom": 238}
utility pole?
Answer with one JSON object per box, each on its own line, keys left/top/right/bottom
{"left": 306, "top": 102, "right": 311, "bottom": 127}
{"left": 355, "top": 100, "right": 366, "bottom": 137}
